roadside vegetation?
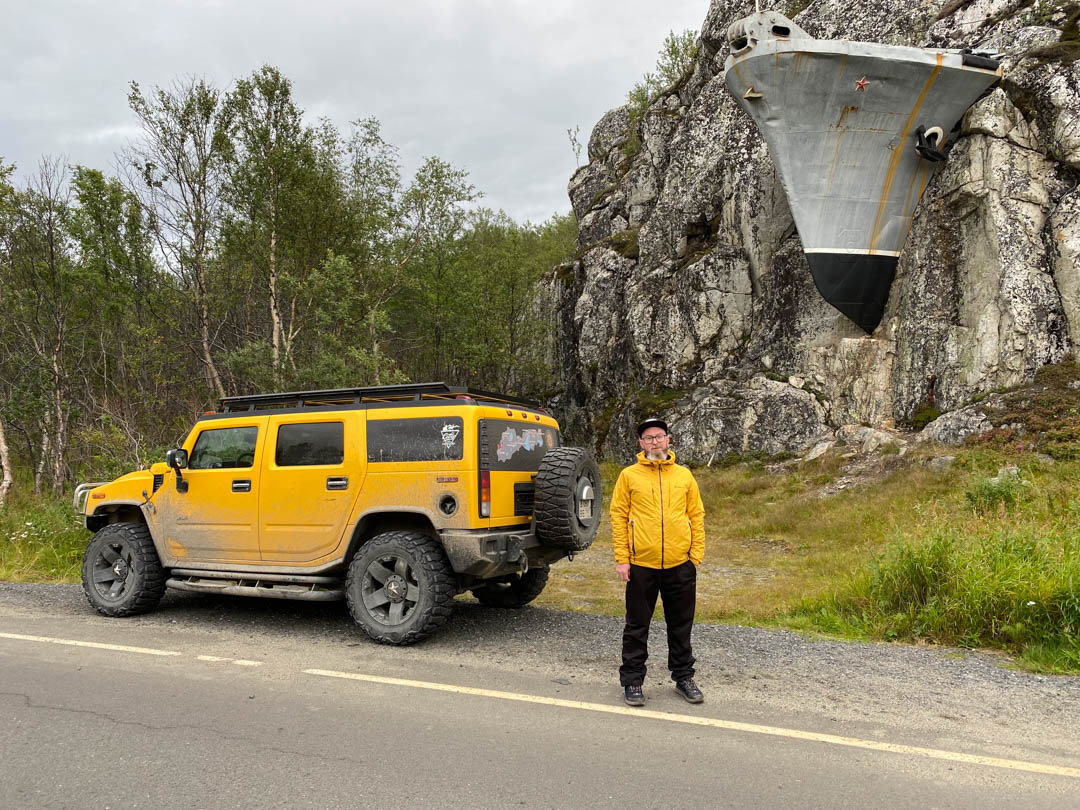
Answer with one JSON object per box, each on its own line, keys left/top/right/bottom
{"left": 4, "top": 440, "right": 1078, "bottom": 673}
{"left": 12, "top": 436, "right": 1076, "bottom": 674}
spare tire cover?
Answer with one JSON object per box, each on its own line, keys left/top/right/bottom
{"left": 534, "top": 446, "right": 602, "bottom": 551}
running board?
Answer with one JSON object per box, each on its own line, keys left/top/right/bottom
{"left": 167, "top": 575, "right": 344, "bottom": 602}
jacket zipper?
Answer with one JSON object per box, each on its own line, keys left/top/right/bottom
{"left": 657, "top": 465, "right": 665, "bottom": 569}
{"left": 629, "top": 519, "right": 635, "bottom": 562}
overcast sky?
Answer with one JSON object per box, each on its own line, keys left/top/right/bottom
{"left": 1, "top": 0, "right": 713, "bottom": 224}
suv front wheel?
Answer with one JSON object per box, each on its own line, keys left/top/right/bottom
{"left": 81, "top": 522, "right": 167, "bottom": 617}
{"left": 346, "top": 531, "right": 456, "bottom": 645}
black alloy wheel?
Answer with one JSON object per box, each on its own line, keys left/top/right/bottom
{"left": 81, "top": 522, "right": 166, "bottom": 617}
{"left": 346, "top": 531, "right": 456, "bottom": 645}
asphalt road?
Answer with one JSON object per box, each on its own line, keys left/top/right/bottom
{"left": 2, "top": 583, "right": 1078, "bottom": 809}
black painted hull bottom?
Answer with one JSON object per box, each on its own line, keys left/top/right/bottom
{"left": 805, "top": 252, "right": 898, "bottom": 333}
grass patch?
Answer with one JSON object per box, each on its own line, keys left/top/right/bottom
{"left": 792, "top": 524, "right": 1080, "bottom": 673}
{"left": 0, "top": 483, "right": 87, "bottom": 582}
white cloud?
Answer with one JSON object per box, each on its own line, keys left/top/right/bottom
{"left": 1, "top": 0, "right": 712, "bottom": 222}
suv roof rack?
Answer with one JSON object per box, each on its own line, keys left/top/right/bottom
{"left": 218, "top": 382, "right": 541, "bottom": 413}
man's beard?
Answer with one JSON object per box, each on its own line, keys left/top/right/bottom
{"left": 644, "top": 448, "right": 669, "bottom": 461}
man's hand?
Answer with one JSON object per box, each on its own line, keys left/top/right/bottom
{"left": 616, "top": 563, "right": 630, "bottom": 582}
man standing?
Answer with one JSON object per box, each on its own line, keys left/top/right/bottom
{"left": 610, "top": 417, "right": 706, "bottom": 706}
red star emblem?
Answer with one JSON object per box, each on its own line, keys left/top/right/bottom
{"left": 855, "top": 76, "right": 869, "bottom": 91}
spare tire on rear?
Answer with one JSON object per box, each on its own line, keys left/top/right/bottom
{"left": 534, "top": 446, "right": 602, "bottom": 552}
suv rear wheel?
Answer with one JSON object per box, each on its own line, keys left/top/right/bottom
{"left": 81, "top": 522, "right": 167, "bottom": 617}
{"left": 471, "top": 567, "right": 549, "bottom": 608}
{"left": 346, "top": 531, "right": 456, "bottom": 645}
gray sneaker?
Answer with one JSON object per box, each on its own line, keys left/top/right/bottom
{"left": 623, "top": 684, "right": 645, "bottom": 706}
{"left": 675, "top": 678, "right": 704, "bottom": 704}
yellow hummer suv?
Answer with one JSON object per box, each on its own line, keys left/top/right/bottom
{"left": 74, "top": 383, "right": 601, "bottom": 644}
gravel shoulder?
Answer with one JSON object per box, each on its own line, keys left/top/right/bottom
{"left": 2, "top": 581, "right": 1077, "bottom": 761}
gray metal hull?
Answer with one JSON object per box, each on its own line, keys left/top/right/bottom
{"left": 723, "top": 13, "right": 1001, "bottom": 331}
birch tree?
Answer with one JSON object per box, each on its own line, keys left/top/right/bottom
{"left": 126, "top": 78, "right": 231, "bottom": 398}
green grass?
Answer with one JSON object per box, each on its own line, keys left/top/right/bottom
{"left": 790, "top": 522, "right": 1080, "bottom": 673}
{"left": 0, "top": 483, "right": 88, "bottom": 582}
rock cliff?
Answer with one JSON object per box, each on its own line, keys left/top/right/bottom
{"left": 556, "top": 0, "right": 1079, "bottom": 462}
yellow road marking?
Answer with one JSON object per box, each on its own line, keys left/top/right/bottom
{"left": 305, "top": 669, "right": 1080, "bottom": 780}
{"left": 0, "top": 631, "right": 181, "bottom": 657}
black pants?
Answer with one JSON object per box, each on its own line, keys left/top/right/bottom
{"left": 619, "top": 560, "right": 697, "bottom": 687}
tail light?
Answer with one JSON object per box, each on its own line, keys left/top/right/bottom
{"left": 479, "top": 469, "right": 491, "bottom": 518}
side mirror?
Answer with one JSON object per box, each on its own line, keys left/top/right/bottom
{"left": 165, "top": 448, "right": 189, "bottom": 493}
{"left": 166, "top": 448, "right": 188, "bottom": 470}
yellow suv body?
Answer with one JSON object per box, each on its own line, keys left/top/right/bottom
{"left": 75, "top": 383, "right": 601, "bottom": 644}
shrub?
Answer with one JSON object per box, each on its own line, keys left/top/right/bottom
{"left": 623, "top": 29, "right": 700, "bottom": 162}
{"left": 964, "top": 474, "right": 1028, "bottom": 513}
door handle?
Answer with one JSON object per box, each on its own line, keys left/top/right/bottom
{"left": 232, "top": 479, "right": 251, "bottom": 493}
{"left": 326, "top": 476, "right": 349, "bottom": 491}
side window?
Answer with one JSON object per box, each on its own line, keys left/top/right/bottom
{"left": 368, "top": 417, "right": 464, "bottom": 463}
{"left": 275, "top": 422, "right": 344, "bottom": 466}
{"left": 189, "top": 427, "right": 258, "bottom": 470}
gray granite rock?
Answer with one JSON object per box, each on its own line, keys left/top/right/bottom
{"left": 557, "top": 0, "right": 1080, "bottom": 459}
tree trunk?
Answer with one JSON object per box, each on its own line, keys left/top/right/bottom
{"left": 194, "top": 260, "right": 226, "bottom": 399}
{"left": 268, "top": 221, "right": 283, "bottom": 387}
{"left": 0, "top": 414, "right": 13, "bottom": 510}
{"left": 50, "top": 345, "right": 69, "bottom": 495}
{"left": 34, "top": 413, "right": 52, "bottom": 497}
{"left": 369, "top": 310, "right": 381, "bottom": 385}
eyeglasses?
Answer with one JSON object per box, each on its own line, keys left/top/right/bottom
{"left": 640, "top": 434, "right": 668, "bottom": 443}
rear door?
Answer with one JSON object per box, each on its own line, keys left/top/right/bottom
{"left": 479, "top": 416, "right": 560, "bottom": 524}
{"left": 258, "top": 412, "right": 364, "bottom": 564}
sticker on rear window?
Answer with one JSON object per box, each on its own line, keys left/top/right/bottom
{"left": 497, "top": 427, "right": 549, "bottom": 462}
{"left": 441, "top": 423, "right": 461, "bottom": 449}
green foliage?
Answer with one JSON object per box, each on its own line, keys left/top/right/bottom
{"left": 0, "top": 480, "right": 86, "bottom": 582}
{"left": 971, "top": 358, "right": 1080, "bottom": 460}
{"left": 604, "top": 227, "right": 640, "bottom": 259}
{"left": 1023, "top": 2, "right": 1080, "bottom": 64}
{"left": 964, "top": 474, "right": 1028, "bottom": 513}
{"left": 807, "top": 526, "right": 1080, "bottom": 668}
{"left": 0, "top": 66, "right": 574, "bottom": 493}
{"left": 632, "top": 386, "right": 683, "bottom": 423}
{"left": 623, "top": 29, "right": 700, "bottom": 162}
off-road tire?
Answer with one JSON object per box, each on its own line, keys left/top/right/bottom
{"left": 471, "top": 567, "right": 549, "bottom": 608}
{"left": 534, "top": 446, "right": 602, "bottom": 552}
{"left": 81, "top": 522, "right": 167, "bottom": 617}
{"left": 346, "top": 531, "right": 456, "bottom": 645}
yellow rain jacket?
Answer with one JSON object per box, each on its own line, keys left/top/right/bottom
{"left": 610, "top": 450, "right": 705, "bottom": 569}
